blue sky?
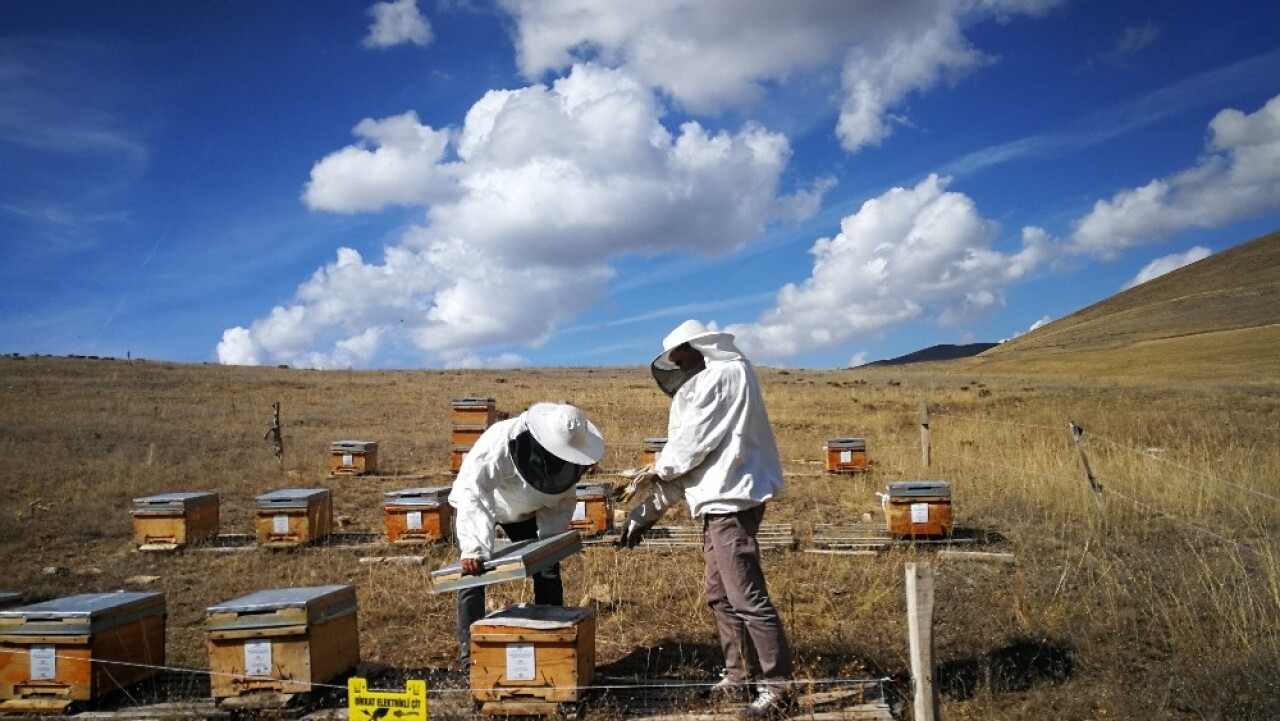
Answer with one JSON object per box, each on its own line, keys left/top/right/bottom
{"left": 4, "top": 0, "right": 1279, "bottom": 369}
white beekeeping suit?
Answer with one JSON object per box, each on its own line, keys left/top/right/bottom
{"left": 449, "top": 403, "right": 605, "bottom": 559}
{"left": 629, "top": 320, "right": 785, "bottom": 527}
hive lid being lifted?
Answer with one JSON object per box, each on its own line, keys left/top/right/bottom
{"left": 383, "top": 487, "right": 452, "bottom": 506}
{"left": 887, "top": 481, "right": 952, "bottom": 498}
{"left": 131, "top": 491, "right": 219, "bottom": 513}
{"left": 430, "top": 531, "right": 582, "bottom": 594}
{"left": 0, "top": 592, "right": 166, "bottom": 636}
{"left": 473, "top": 604, "right": 594, "bottom": 630}
{"left": 205, "top": 585, "right": 356, "bottom": 630}
{"left": 255, "top": 488, "right": 330, "bottom": 509}
{"left": 331, "top": 440, "right": 377, "bottom": 452}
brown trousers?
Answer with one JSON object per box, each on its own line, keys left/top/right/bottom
{"left": 703, "top": 504, "right": 794, "bottom": 687}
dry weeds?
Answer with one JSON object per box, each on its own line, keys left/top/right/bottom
{"left": 0, "top": 356, "right": 1277, "bottom": 720}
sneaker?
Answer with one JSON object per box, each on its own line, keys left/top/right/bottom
{"left": 706, "top": 672, "right": 753, "bottom": 704}
{"left": 739, "top": 686, "right": 797, "bottom": 719}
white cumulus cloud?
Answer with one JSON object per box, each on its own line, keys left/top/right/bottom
{"left": 1067, "top": 93, "right": 1280, "bottom": 258}
{"left": 364, "top": 0, "right": 433, "bottom": 49}
{"left": 1121, "top": 246, "right": 1212, "bottom": 290}
{"left": 221, "top": 64, "right": 821, "bottom": 368}
{"left": 500, "top": 0, "right": 1060, "bottom": 152}
{"left": 725, "top": 174, "right": 1052, "bottom": 361}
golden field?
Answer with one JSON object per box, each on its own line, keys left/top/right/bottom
{"left": 1, "top": 354, "right": 1277, "bottom": 720}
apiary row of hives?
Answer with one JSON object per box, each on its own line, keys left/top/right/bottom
{"left": 0, "top": 586, "right": 362, "bottom": 714}
{"left": 131, "top": 482, "right": 617, "bottom": 551}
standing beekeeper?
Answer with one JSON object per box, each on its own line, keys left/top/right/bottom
{"left": 618, "top": 320, "right": 795, "bottom": 718}
{"left": 449, "top": 402, "right": 605, "bottom": 669}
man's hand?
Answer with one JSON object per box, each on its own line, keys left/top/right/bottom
{"left": 616, "top": 516, "right": 655, "bottom": 549}
{"left": 461, "top": 557, "right": 487, "bottom": 576}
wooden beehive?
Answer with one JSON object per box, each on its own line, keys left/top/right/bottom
{"left": 0, "top": 592, "right": 166, "bottom": 714}
{"left": 254, "top": 488, "right": 333, "bottom": 548}
{"left": 568, "top": 483, "right": 612, "bottom": 537}
{"left": 131, "top": 492, "right": 220, "bottom": 550}
{"left": 383, "top": 487, "right": 453, "bottom": 544}
{"left": 470, "top": 605, "right": 595, "bottom": 713}
{"left": 330, "top": 440, "right": 378, "bottom": 476}
{"left": 450, "top": 445, "right": 472, "bottom": 474}
{"left": 641, "top": 437, "right": 667, "bottom": 466}
{"left": 205, "top": 585, "right": 359, "bottom": 700}
{"left": 452, "top": 397, "right": 497, "bottom": 426}
{"left": 884, "top": 481, "right": 953, "bottom": 537}
{"left": 451, "top": 424, "right": 486, "bottom": 449}
{"left": 451, "top": 398, "right": 498, "bottom": 474}
{"left": 824, "top": 437, "right": 868, "bottom": 473}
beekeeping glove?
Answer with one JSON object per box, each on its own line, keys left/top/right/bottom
{"left": 616, "top": 475, "right": 682, "bottom": 549}
{"left": 618, "top": 464, "right": 658, "bottom": 504}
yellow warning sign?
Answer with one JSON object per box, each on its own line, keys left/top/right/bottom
{"left": 347, "top": 677, "right": 428, "bottom": 721}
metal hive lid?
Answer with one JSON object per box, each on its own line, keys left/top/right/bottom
{"left": 131, "top": 491, "right": 218, "bottom": 512}
{"left": 206, "top": 585, "right": 355, "bottom": 618}
{"left": 887, "top": 481, "right": 952, "bottom": 497}
{"left": 575, "top": 483, "right": 608, "bottom": 497}
{"left": 473, "top": 604, "right": 594, "bottom": 630}
{"left": 452, "top": 397, "right": 495, "bottom": 406}
{"left": 255, "top": 488, "right": 330, "bottom": 509}
{"left": 383, "top": 487, "right": 451, "bottom": 505}
{"left": 825, "top": 437, "right": 867, "bottom": 449}
{"left": 331, "top": 440, "right": 377, "bottom": 451}
{"left": 0, "top": 592, "right": 165, "bottom": 636}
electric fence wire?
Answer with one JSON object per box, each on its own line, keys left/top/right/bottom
{"left": 0, "top": 646, "right": 888, "bottom": 699}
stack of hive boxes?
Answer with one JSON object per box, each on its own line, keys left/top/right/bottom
{"left": 451, "top": 397, "right": 497, "bottom": 473}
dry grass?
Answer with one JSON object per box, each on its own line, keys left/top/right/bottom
{"left": 1, "top": 356, "right": 1278, "bottom": 719}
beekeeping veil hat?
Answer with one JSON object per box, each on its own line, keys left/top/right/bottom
{"left": 524, "top": 402, "right": 606, "bottom": 466}
{"left": 650, "top": 319, "right": 743, "bottom": 397}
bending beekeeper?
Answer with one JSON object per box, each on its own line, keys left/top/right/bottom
{"left": 618, "top": 320, "right": 796, "bottom": 718}
{"left": 449, "top": 402, "right": 605, "bottom": 670}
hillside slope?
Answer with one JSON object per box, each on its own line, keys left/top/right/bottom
{"left": 962, "top": 229, "right": 1280, "bottom": 382}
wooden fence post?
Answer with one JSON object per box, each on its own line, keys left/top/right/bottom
{"left": 906, "top": 561, "right": 939, "bottom": 721}
{"left": 264, "top": 401, "right": 284, "bottom": 468}
{"left": 1068, "top": 422, "right": 1105, "bottom": 510}
{"left": 919, "top": 394, "right": 931, "bottom": 469}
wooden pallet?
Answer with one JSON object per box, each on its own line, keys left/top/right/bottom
{"left": 808, "top": 523, "right": 1002, "bottom": 553}
{"left": 585, "top": 523, "right": 796, "bottom": 551}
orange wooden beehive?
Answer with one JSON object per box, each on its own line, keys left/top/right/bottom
{"left": 254, "top": 488, "right": 333, "bottom": 548}
{"left": 383, "top": 487, "right": 454, "bottom": 544}
{"left": 884, "top": 481, "right": 953, "bottom": 537}
{"left": 470, "top": 605, "right": 595, "bottom": 715}
{"left": 131, "top": 492, "right": 220, "bottom": 550}
{"left": 452, "top": 397, "right": 497, "bottom": 426}
{"left": 451, "top": 398, "right": 498, "bottom": 474}
{"left": 205, "top": 585, "right": 359, "bottom": 701}
{"left": 0, "top": 592, "right": 166, "bottom": 715}
{"left": 568, "top": 483, "right": 613, "bottom": 537}
{"left": 641, "top": 438, "right": 667, "bottom": 466}
{"left": 824, "top": 437, "right": 868, "bottom": 473}
{"left": 329, "top": 440, "right": 378, "bottom": 476}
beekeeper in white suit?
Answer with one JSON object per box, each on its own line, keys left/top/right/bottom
{"left": 619, "top": 320, "right": 795, "bottom": 718}
{"left": 449, "top": 402, "right": 605, "bottom": 669}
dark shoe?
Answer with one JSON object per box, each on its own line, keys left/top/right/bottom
{"left": 739, "top": 686, "right": 797, "bottom": 718}
{"left": 706, "top": 672, "right": 753, "bottom": 704}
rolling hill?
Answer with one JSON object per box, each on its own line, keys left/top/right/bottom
{"left": 948, "top": 229, "right": 1280, "bottom": 382}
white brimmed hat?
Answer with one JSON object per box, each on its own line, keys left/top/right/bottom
{"left": 525, "top": 402, "right": 605, "bottom": 465}
{"left": 656, "top": 319, "right": 733, "bottom": 365}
